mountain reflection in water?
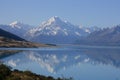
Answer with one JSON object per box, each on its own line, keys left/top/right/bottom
{"left": 1, "top": 47, "right": 120, "bottom": 80}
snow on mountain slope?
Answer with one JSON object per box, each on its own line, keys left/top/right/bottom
{"left": 9, "top": 21, "right": 33, "bottom": 30}
{"left": 0, "top": 21, "right": 33, "bottom": 38}
{"left": 26, "top": 16, "right": 89, "bottom": 43}
{"left": 82, "top": 26, "right": 101, "bottom": 33}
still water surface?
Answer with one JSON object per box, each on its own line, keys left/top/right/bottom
{"left": 0, "top": 45, "right": 120, "bottom": 80}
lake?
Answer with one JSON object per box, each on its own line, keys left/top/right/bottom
{"left": 0, "top": 45, "right": 120, "bottom": 80}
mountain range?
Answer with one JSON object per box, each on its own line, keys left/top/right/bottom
{"left": 77, "top": 25, "right": 120, "bottom": 46}
{"left": 0, "top": 16, "right": 100, "bottom": 44}
{"left": 0, "top": 16, "right": 120, "bottom": 45}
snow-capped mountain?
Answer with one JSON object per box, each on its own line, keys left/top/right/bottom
{"left": 77, "top": 25, "right": 120, "bottom": 46}
{"left": 26, "top": 16, "right": 90, "bottom": 43}
{"left": 28, "top": 16, "right": 88, "bottom": 37}
{"left": 0, "top": 16, "right": 102, "bottom": 44}
{"left": 0, "top": 21, "right": 33, "bottom": 38}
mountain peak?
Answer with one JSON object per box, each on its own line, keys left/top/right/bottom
{"left": 51, "top": 16, "right": 59, "bottom": 19}
{"left": 48, "top": 16, "right": 62, "bottom": 23}
{"left": 40, "top": 16, "right": 64, "bottom": 27}
{"left": 9, "top": 21, "right": 33, "bottom": 29}
{"left": 9, "top": 21, "right": 24, "bottom": 29}
{"left": 9, "top": 21, "right": 22, "bottom": 26}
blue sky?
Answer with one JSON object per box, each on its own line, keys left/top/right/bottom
{"left": 0, "top": 0, "right": 120, "bottom": 27}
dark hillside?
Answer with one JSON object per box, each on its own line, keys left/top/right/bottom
{"left": 0, "top": 28, "right": 25, "bottom": 41}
